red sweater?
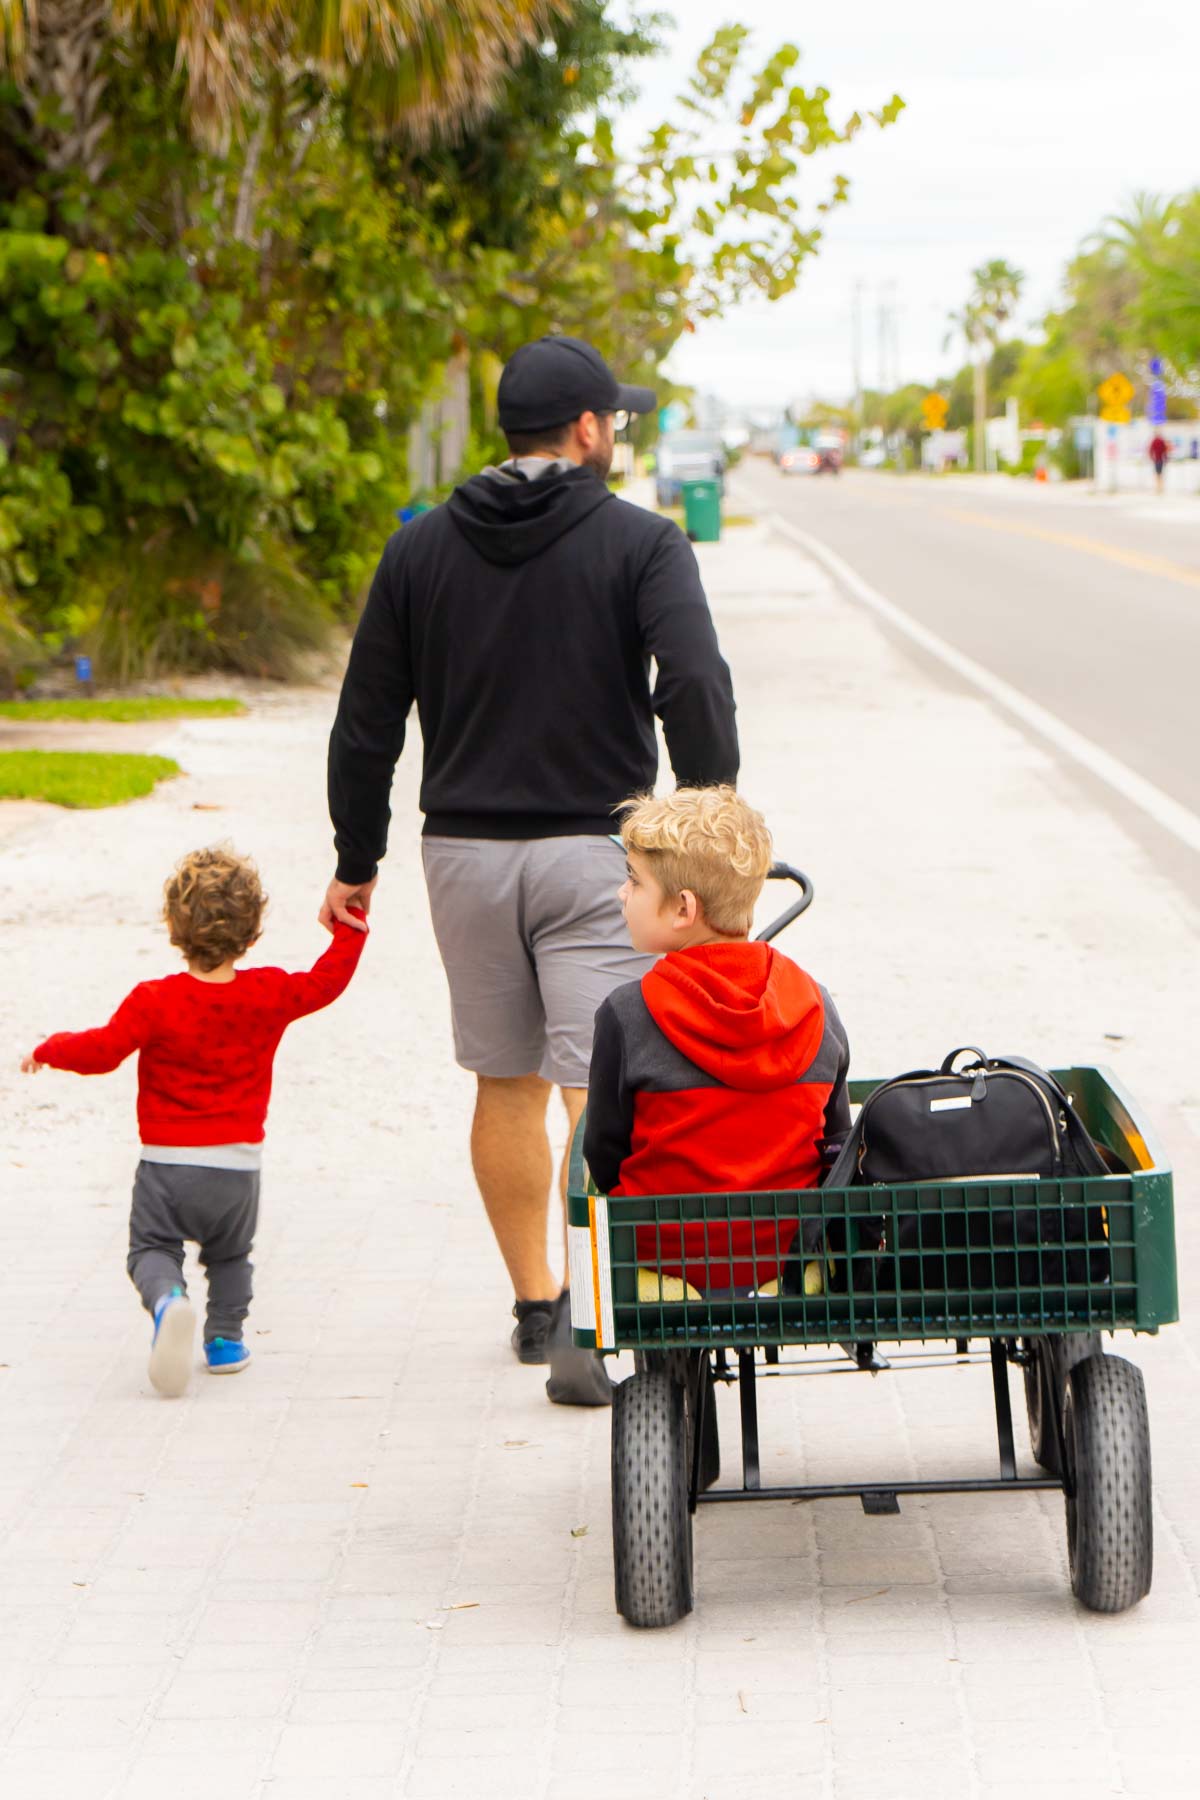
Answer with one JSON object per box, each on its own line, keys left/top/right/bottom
{"left": 33, "top": 916, "right": 367, "bottom": 1145}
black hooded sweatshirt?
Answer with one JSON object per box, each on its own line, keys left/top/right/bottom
{"left": 327, "top": 463, "right": 739, "bottom": 883}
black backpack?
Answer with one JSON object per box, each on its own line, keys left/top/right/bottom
{"left": 818, "top": 1047, "right": 1117, "bottom": 1291}
{"left": 826, "top": 1046, "right": 1112, "bottom": 1189}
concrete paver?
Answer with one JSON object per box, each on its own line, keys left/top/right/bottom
{"left": 1, "top": 494, "right": 1197, "bottom": 1796}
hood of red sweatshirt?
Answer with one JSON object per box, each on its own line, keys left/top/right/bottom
{"left": 641, "top": 941, "right": 825, "bottom": 1093}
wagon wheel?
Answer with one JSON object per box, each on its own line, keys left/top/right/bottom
{"left": 1062, "top": 1353, "right": 1153, "bottom": 1613}
{"left": 611, "top": 1369, "right": 694, "bottom": 1628}
{"left": 692, "top": 1355, "right": 721, "bottom": 1494}
{"left": 634, "top": 1350, "right": 720, "bottom": 1492}
{"left": 1022, "top": 1333, "right": 1103, "bottom": 1475}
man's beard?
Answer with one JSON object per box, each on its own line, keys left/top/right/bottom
{"left": 582, "top": 440, "right": 614, "bottom": 479}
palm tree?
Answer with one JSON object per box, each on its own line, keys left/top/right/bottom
{"left": 946, "top": 258, "right": 1023, "bottom": 471}
{"left": 0, "top": 2, "right": 565, "bottom": 185}
{"left": 1093, "top": 191, "right": 1173, "bottom": 264}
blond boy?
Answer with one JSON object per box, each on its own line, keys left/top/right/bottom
{"left": 584, "top": 788, "right": 849, "bottom": 1291}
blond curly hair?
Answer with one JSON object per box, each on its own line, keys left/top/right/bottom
{"left": 163, "top": 845, "right": 266, "bottom": 972}
{"left": 619, "top": 786, "right": 773, "bottom": 936}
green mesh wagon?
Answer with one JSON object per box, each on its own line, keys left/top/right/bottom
{"left": 567, "top": 867, "right": 1178, "bottom": 1628}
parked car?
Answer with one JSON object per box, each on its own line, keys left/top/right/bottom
{"left": 655, "top": 431, "right": 726, "bottom": 507}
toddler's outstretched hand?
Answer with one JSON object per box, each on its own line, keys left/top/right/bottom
{"left": 20, "top": 1055, "right": 43, "bottom": 1074}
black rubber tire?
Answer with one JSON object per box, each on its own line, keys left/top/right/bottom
{"left": 696, "top": 1374, "right": 721, "bottom": 1493}
{"left": 1023, "top": 1342, "right": 1058, "bottom": 1472}
{"left": 636, "top": 1350, "right": 720, "bottom": 1492}
{"left": 611, "top": 1370, "right": 694, "bottom": 1628}
{"left": 1024, "top": 1334, "right": 1103, "bottom": 1475}
{"left": 1063, "top": 1353, "right": 1153, "bottom": 1613}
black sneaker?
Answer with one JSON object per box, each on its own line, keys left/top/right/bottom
{"left": 511, "top": 1298, "right": 556, "bottom": 1365}
{"left": 545, "top": 1291, "right": 614, "bottom": 1407}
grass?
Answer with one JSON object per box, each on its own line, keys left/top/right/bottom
{"left": 0, "top": 697, "right": 244, "bottom": 722}
{"left": 0, "top": 751, "right": 181, "bottom": 808}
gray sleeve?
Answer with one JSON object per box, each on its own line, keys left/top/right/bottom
{"left": 820, "top": 989, "right": 852, "bottom": 1143}
{"left": 584, "top": 997, "right": 633, "bottom": 1195}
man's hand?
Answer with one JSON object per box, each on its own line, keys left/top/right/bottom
{"left": 319, "top": 874, "right": 377, "bottom": 934}
{"left": 20, "top": 1055, "right": 43, "bottom": 1074}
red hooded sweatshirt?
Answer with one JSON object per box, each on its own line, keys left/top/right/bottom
{"left": 584, "top": 942, "right": 850, "bottom": 1289}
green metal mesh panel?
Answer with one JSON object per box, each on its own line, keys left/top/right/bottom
{"left": 604, "top": 1177, "right": 1156, "bottom": 1349}
{"left": 569, "top": 1066, "right": 1177, "bottom": 1352}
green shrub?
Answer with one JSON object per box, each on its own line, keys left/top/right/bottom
{"left": 0, "top": 595, "right": 47, "bottom": 696}
{"left": 87, "top": 535, "right": 332, "bottom": 683}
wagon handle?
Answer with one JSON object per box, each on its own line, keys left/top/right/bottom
{"left": 755, "top": 862, "right": 814, "bottom": 942}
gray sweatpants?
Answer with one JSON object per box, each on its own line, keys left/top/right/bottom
{"left": 128, "top": 1161, "right": 258, "bottom": 1343}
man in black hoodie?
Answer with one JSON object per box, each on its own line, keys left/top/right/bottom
{"left": 322, "top": 336, "right": 738, "bottom": 1404}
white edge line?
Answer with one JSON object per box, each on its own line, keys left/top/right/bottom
{"left": 769, "top": 511, "right": 1200, "bottom": 858}
{"left": 593, "top": 1196, "right": 614, "bottom": 1350}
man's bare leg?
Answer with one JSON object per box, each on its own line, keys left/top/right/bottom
{"left": 471, "top": 1072, "right": 558, "bottom": 1301}
{"left": 558, "top": 1086, "right": 588, "bottom": 1217}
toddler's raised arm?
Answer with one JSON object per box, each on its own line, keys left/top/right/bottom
{"left": 279, "top": 909, "right": 369, "bottom": 1022}
{"left": 31, "top": 988, "right": 149, "bottom": 1076}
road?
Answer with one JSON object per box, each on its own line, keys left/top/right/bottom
{"left": 736, "top": 465, "right": 1200, "bottom": 853}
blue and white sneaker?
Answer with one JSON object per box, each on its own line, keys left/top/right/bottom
{"left": 205, "top": 1337, "right": 250, "bottom": 1375}
{"left": 149, "top": 1288, "right": 195, "bottom": 1397}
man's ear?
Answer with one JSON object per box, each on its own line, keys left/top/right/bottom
{"left": 577, "top": 410, "right": 603, "bottom": 451}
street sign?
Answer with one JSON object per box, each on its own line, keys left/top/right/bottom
{"left": 1148, "top": 357, "right": 1167, "bottom": 426}
{"left": 1097, "top": 372, "right": 1133, "bottom": 424}
{"left": 921, "top": 392, "right": 949, "bottom": 431}
{"left": 658, "top": 402, "right": 687, "bottom": 433}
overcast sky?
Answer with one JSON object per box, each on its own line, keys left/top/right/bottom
{"left": 611, "top": 1, "right": 1200, "bottom": 411}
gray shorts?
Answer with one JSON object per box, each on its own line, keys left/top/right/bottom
{"left": 422, "top": 835, "right": 653, "bottom": 1088}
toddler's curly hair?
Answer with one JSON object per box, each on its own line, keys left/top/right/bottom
{"left": 620, "top": 786, "right": 773, "bottom": 936}
{"left": 163, "top": 845, "right": 266, "bottom": 972}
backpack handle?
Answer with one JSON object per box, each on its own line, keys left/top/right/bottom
{"left": 940, "top": 1045, "right": 988, "bottom": 1075}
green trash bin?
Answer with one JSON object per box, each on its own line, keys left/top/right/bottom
{"left": 680, "top": 478, "right": 722, "bottom": 543}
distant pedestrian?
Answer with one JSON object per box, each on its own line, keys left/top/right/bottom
{"left": 324, "top": 334, "right": 739, "bottom": 1406}
{"left": 22, "top": 847, "right": 366, "bottom": 1396}
{"left": 1148, "top": 433, "right": 1170, "bottom": 493}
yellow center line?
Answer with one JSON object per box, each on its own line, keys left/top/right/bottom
{"left": 935, "top": 506, "right": 1200, "bottom": 591}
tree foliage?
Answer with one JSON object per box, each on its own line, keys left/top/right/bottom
{"left": 0, "top": 4, "right": 902, "bottom": 685}
{"left": 921, "top": 194, "right": 1200, "bottom": 441}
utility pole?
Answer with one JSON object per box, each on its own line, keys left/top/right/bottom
{"left": 877, "top": 288, "right": 888, "bottom": 396}
{"left": 851, "top": 280, "right": 864, "bottom": 447}
{"left": 875, "top": 282, "right": 898, "bottom": 458}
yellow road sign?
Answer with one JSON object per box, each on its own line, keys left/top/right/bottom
{"left": 1097, "top": 372, "right": 1133, "bottom": 421}
{"left": 921, "top": 392, "right": 949, "bottom": 431}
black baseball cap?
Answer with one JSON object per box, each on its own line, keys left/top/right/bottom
{"left": 497, "top": 336, "right": 656, "bottom": 434}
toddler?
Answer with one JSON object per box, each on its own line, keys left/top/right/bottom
{"left": 22, "top": 846, "right": 367, "bottom": 1395}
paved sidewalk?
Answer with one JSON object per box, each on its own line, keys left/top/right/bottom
{"left": 1, "top": 504, "right": 1197, "bottom": 1799}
